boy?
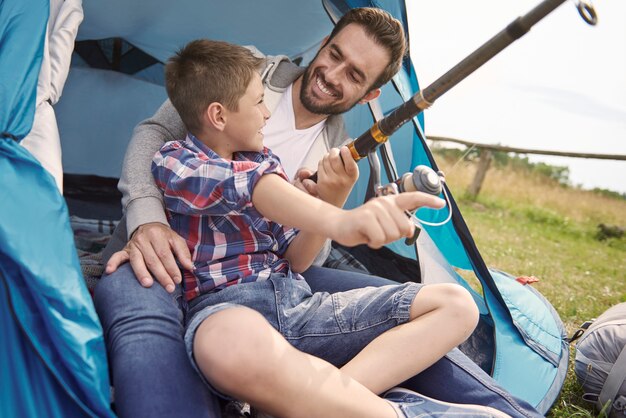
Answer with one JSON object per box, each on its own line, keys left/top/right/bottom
{"left": 152, "top": 39, "right": 508, "bottom": 418}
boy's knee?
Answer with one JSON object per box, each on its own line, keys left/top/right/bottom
{"left": 440, "top": 284, "right": 479, "bottom": 332}
{"left": 415, "top": 283, "right": 479, "bottom": 332}
{"left": 193, "top": 307, "right": 275, "bottom": 391}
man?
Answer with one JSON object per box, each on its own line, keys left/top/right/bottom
{"left": 95, "top": 8, "right": 542, "bottom": 418}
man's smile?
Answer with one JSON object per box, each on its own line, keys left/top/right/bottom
{"left": 315, "top": 74, "right": 339, "bottom": 98}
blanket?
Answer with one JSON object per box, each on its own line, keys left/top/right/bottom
{"left": 70, "top": 215, "right": 118, "bottom": 292}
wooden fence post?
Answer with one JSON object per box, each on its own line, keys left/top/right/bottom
{"left": 467, "top": 149, "right": 493, "bottom": 199}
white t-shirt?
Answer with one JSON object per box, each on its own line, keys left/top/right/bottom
{"left": 262, "top": 84, "right": 325, "bottom": 180}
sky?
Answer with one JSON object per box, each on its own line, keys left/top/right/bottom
{"left": 406, "top": 0, "right": 626, "bottom": 193}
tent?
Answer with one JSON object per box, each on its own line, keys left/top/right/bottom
{"left": 0, "top": 0, "right": 113, "bottom": 416}
{"left": 0, "top": 0, "right": 568, "bottom": 415}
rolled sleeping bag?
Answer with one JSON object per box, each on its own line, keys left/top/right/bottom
{"left": 574, "top": 302, "right": 626, "bottom": 417}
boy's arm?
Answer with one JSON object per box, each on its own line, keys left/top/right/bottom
{"left": 252, "top": 174, "right": 445, "bottom": 272}
{"left": 290, "top": 146, "right": 359, "bottom": 268}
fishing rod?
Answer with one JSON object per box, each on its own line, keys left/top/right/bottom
{"left": 310, "top": 0, "right": 597, "bottom": 181}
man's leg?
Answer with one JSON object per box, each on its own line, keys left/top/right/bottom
{"left": 94, "top": 264, "right": 220, "bottom": 418}
{"left": 401, "top": 348, "right": 543, "bottom": 418}
{"left": 303, "top": 266, "right": 542, "bottom": 418}
{"left": 302, "top": 265, "right": 396, "bottom": 292}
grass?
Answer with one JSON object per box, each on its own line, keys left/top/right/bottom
{"left": 432, "top": 149, "right": 626, "bottom": 417}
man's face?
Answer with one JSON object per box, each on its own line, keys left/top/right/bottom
{"left": 300, "top": 23, "right": 390, "bottom": 115}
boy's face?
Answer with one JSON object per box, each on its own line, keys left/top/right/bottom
{"left": 300, "top": 23, "right": 391, "bottom": 115}
{"left": 224, "top": 72, "right": 270, "bottom": 153}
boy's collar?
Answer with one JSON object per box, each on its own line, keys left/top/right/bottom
{"left": 186, "top": 133, "right": 270, "bottom": 163}
{"left": 186, "top": 133, "right": 219, "bottom": 158}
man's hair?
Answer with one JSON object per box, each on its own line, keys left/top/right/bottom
{"left": 165, "top": 39, "right": 265, "bottom": 134}
{"left": 327, "top": 8, "right": 407, "bottom": 90}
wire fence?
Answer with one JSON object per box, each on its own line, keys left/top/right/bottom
{"left": 427, "top": 135, "right": 626, "bottom": 198}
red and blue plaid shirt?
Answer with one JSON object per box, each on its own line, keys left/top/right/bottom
{"left": 152, "top": 134, "right": 300, "bottom": 301}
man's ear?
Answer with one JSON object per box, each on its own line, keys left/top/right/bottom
{"left": 358, "top": 88, "right": 381, "bottom": 105}
{"left": 205, "top": 102, "right": 226, "bottom": 131}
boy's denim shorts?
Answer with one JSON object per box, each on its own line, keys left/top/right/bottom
{"left": 184, "top": 274, "right": 423, "bottom": 398}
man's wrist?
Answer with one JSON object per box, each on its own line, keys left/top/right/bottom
{"left": 126, "top": 196, "right": 169, "bottom": 239}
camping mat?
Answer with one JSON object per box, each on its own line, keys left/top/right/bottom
{"left": 69, "top": 215, "right": 118, "bottom": 292}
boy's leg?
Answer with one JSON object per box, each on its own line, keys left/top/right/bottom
{"left": 94, "top": 264, "right": 220, "bottom": 418}
{"left": 302, "top": 267, "right": 542, "bottom": 418}
{"left": 191, "top": 306, "right": 398, "bottom": 418}
{"left": 340, "top": 283, "right": 478, "bottom": 394}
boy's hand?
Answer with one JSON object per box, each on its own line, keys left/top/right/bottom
{"left": 332, "top": 192, "right": 445, "bottom": 248}
{"left": 316, "top": 146, "right": 359, "bottom": 207}
{"left": 105, "top": 222, "right": 194, "bottom": 293}
{"left": 293, "top": 167, "right": 319, "bottom": 197}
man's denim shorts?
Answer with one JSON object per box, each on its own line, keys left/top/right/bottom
{"left": 184, "top": 274, "right": 422, "bottom": 398}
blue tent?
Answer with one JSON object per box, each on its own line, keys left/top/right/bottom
{"left": 0, "top": 0, "right": 113, "bottom": 416}
{"left": 1, "top": 0, "right": 568, "bottom": 415}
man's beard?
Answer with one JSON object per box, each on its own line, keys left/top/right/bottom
{"left": 299, "top": 66, "right": 363, "bottom": 116}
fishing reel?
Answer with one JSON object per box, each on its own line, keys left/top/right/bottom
{"left": 376, "top": 165, "right": 452, "bottom": 245}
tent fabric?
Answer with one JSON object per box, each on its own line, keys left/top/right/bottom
{"left": 489, "top": 270, "right": 569, "bottom": 412}
{"left": 78, "top": 0, "right": 334, "bottom": 62}
{"left": 20, "top": 0, "right": 84, "bottom": 192}
{"left": 0, "top": 0, "right": 113, "bottom": 416}
{"left": 0, "top": 140, "right": 114, "bottom": 418}
{"left": 0, "top": 0, "right": 48, "bottom": 141}
{"left": 57, "top": 67, "right": 167, "bottom": 177}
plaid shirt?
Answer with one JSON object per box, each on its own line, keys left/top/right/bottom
{"left": 152, "top": 134, "right": 300, "bottom": 301}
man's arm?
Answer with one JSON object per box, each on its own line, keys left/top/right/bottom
{"left": 106, "top": 99, "right": 193, "bottom": 292}
{"left": 120, "top": 99, "right": 186, "bottom": 235}
{"left": 252, "top": 174, "right": 445, "bottom": 272}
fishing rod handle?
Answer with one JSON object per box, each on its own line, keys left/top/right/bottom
{"left": 344, "top": 94, "right": 425, "bottom": 162}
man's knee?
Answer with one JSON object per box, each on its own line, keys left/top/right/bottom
{"left": 94, "top": 263, "right": 183, "bottom": 340}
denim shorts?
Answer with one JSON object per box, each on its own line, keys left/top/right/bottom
{"left": 184, "top": 274, "right": 422, "bottom": 398}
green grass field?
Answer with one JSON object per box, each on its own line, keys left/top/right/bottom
{"left": 432, "top": 149, "right": 625, "bottom": 417}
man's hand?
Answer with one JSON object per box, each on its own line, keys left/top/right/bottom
{"left": 316, "top": 146, "right": 359, "bottom": 207}
{"left": 331, "top": 192, "right": 445, "bottom": 249}
{"left": 293, "top": 146, "right": 358, "bottom": 207}
{"left": 105, "top": 222, "right": 194, "bottom": 293}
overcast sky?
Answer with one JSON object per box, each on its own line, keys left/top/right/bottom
{"left": 406, "top": 0, "right": 626, "bottom": 193}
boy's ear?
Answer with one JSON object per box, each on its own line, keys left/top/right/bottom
{"left": 358, "top": 88, "right": 381, "bottom": 105}
{"left": 205, "top": 102, "right": 226, "bottom": 131}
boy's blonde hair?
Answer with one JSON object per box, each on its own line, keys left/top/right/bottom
{"left": 165, "top": 39, "right": 265, "bottom": 134}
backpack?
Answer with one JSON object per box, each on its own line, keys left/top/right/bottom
{"left": 573, "top": 302, "right": 626, "bottom": 417}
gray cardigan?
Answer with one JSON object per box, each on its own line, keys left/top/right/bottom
{"left": 104, "top": 51, "right": 350, "bottom": 264}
